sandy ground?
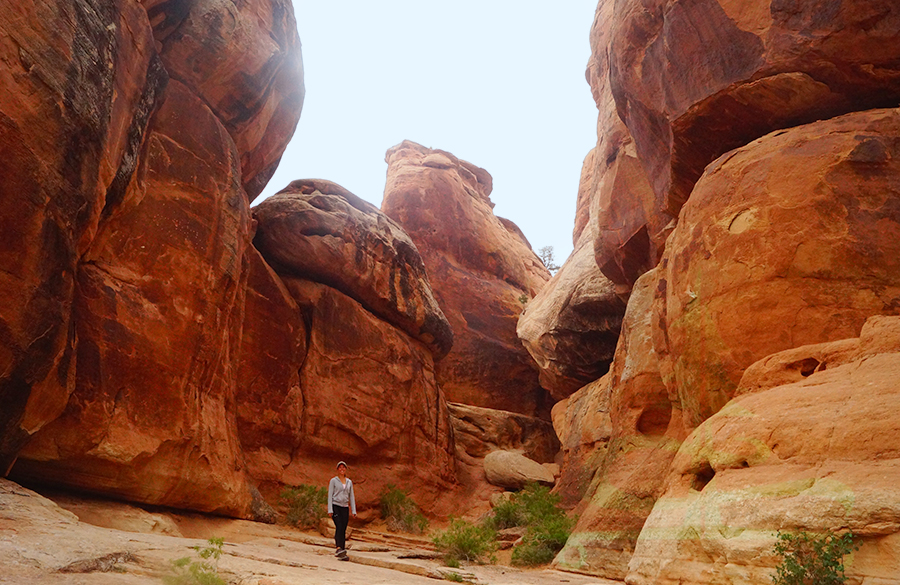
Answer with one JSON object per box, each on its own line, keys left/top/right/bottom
{"left": 0, "top": 479, "right": 618, "bottom": 585}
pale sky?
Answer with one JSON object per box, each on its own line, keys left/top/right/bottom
{"left": 259, "top": 1, "right": 601, "bottom": 264}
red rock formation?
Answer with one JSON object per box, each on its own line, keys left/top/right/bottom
{"left": 629, "top": 316, "right": 900, "bottom": 584}
{"left": 583, "top": 0, "right": 670, "bottom": 288}
{"left": 234, "top": 246, "right": 307, "bottom": 480}
{"left": 277, "top": 278, "right": 457, "bottom": 515}
{"left": 383, "top": 141, "right": 551, "bottom": 418}
{"left": 0, "top": 0, "right": 166, "bottom": 474}
{"left": 660, "top": 108, "right": 900, "bottom": 429}
{"left": 13, "top": 80, "right": 255, "bottom": 517}
{"left": 609, "top": 0, "right": 900, "bottom": 216}
{"left": 145, "top": 0, "right": 305, "bottom": 199}
{"left": 554, "top": 268, "right": 685, "bottom": 579}
{"left": 252, "top": 180, "right": 453, "bottom": 359}
{"left": 517, "top": 230, "right": 625, "bottom": 400}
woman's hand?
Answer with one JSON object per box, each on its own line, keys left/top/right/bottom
{"left": 328, "top": 512, "right": 333, "bottom": 518}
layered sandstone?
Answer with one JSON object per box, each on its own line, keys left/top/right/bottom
{"left": 146, "top": 0, "right": 305, "bottom": 199}
{"left": 383, "top": 141, "right": 551, "bottom": 418}
{"left": 13, "top": 81, "right": 256, "bottom": 517}
{"left": 0, "top": 0, "right": 166, "bottom": 475}
{"left": 517, "top": 229, "right": 625, "bottom": 400}
{"left": 583, "top": 0, "right": 669, "bottom": 287}
{"left": 253, "top": 179, "right": 452, "bottom": 359}
{"left": 277, "top": 279, "right": 457, "bottom": 515}
{"left": 609, "top": 0, "right": 900, "bottom": 216}
{"left": 659, "top": 108, "right": 900, "bottom": 429}
{"left": 628, "top": 316, "right": 900, "bottom": 584}
{"left": 554, "top": 268, "right": 685, "bottom": 579}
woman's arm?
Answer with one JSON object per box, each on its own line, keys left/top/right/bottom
{"left": 327, "top": 478, "right": 335, "bottom": 516}
{"left": 349, "top": 481, "right": 357, "bottom": 516}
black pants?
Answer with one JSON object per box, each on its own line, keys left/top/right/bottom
{"left": 332, "top": 505, "right": 349, "bottom": 550}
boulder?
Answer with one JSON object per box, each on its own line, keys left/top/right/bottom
{"left": 383, "top": 141, "right": 551, "bottom": 418}
{"left": 253, "top": 179, "right": 452, "bottom": 359}
{"left": 447, "top": 402, "right": 559, "bottom": 464}
{"left": 554, "top": 267, "right": 685, "bottom": 579}
{"left": 659, "top": 108, "right": 900, "bottom": 430}
{"left": 609, "top": 0, "right": 900, "bottom": 216}
{"left": 12, "top": 80, "right": 255, "bottom": 518}
{"left": 483, "top": 450, "right": 556, "bottom": 491}
{"left": 0, "top": 0, "right": 166, "bottom": 474}
{"left": 517, "top": 229, "right": 626, "bottom": 400}
{"left": 628, "top": 315, "right": 900, "bottom": 584}
{"left": 147, "top": 0, "right": 305, "bottom": 199}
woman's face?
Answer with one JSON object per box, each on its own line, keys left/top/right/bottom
{"left": 337, "top": 464, "right": 347, "bottom": 476}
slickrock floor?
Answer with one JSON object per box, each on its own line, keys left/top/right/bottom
{"left": 0, "top": 479, "right": 615, "bottom": 585}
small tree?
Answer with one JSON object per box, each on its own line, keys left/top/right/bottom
{"left": 538, "top": 246, "right": 560, "bottom": 274}
{"left": 772, "top": 530, "right": 858, "bottom": 585}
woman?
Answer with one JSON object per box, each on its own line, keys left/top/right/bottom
{"left": 327, "top": 461, "right": 357, "bottom": 559}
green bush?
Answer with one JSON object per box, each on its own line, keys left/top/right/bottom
{"left": 772, "top": 530, "right": 858, "bottom": 585}
{"left": 280, "top": 484, "right": 327, "bottom": 529}
{"left": 486, "top": 497, "right": 526, "bottom": 530}
{"left": 432, "top": 518, "right": 498, "bottom": 566}
{"left": 379, "top": 484, "right": 429, "bottom": 534}
{"left": 488, "top": 484, "right": 575, "bottom": 567}
{"left": 163, "top": 537, "right": 226, "bottom": 585}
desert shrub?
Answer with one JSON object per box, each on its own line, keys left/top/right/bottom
{"left": 163, "top": 537, "right": 226, "bottom": 585}
{"left": 485, "top": 496, "right": 526, "bottom": 530}
{"left": 772, "top": 530, "right": 858, "bottom": 585}
{"left": 432, "top": 518, "right": 498, "bottom": 566}
{"left": 504, "top": 484, "right": 575, "bottom": 567}
{"left": 280, "top": 484, "right": 327, "bottom": 529}
{"left": 511, "top": 513, "right": 575, "bottom": 566}
{"left": 379, "top": 484, "right": 429, "bottom": 534}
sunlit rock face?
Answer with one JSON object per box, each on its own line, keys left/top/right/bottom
{"left": 659, "top": 108, "right": 900, "bottom": 430}
{"left": 2, "top": 0, "right": 305, "bottom": 517}
{"left": 542, "top": 1, "right": 900, "bottom": 581}
{"left": 553, "top": 267, "right": 686, "bottom": 580}
{"left": 13, "top": 81, "right": 256, "bottom": 517}
{"left": 628, "top": 315, "right": 900, "bottom": 585}
{"left": 0, "top": 0, "right": 166, "bottom": 475}
{"left": 382, "top": 141, "right": 552, "bottom": 418}
{"left": 252, "top": 179, "right": 453, "bottom": 360}
{"left": 609, "top": 0, "right": 900, "bottom": 218}
{"left": 146, "top": 0, "right": 305, "bottom": 200}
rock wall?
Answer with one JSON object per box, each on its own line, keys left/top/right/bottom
{"left": 383, "top": 141, "right": 552, "bottom": 418}
{"left": 1, "top": 0, "right": 460, "bottom": 520}
{"left": 546, "top": 0, "right": 900, "bottom": 581}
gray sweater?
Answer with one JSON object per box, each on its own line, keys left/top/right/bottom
{"left": 327, "top": 477, "right": 356, "bottom": 514}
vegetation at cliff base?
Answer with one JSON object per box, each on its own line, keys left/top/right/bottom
{"left": 379, "top": 483, "right": 429, "bottom": 534}
{"left": 280, "top": 484, "right": 327, "bottom": 529}
{"left": 163, "top": 537, "right": 226, "bottom": 585}
{"left": 488, "top": 483, "right": 575, "bottom": 566}
{"left": 432, "top": 518, "right": 498, "bottom": 566}
{"left": 771, "top": 530, "right": 858, "bottom": 585}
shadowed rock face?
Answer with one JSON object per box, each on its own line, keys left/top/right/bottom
{"left": 277, "top": 278, "right": 458, "bottom": 515}
{"left": 0, "top": 0, "right": 166, "bottom": 475}
{"left": 609, "top": 0, "right": 900, "bottom": 217}
{"left": 146, "top": 0, "right": 305, "bottom": 200}
{"left": 517, "top": 230, "right": 626, "bottom": 400}
{"left": 253, "top": 179, "right": 453, "bottom": 360}
{"left": 628, "top": 316, "right": 900, "bottom": 585}
{"left": 659, "top": 108, "right": 900, "bottom": 430}
{"left": 383, "top": 141, "right": 552, "bottom": 418}
{"left": 13, "top": 81, "right": 255, "bottom": 517}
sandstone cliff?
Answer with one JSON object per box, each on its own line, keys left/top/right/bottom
{"left": 383, "top": 141, "right": 552, "bottom": 419}
{"left": 547, "top": 0, "right": 900, "bottom": 581}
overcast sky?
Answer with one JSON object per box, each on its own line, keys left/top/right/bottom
{"left": 259, "top": 1, "right": 600, "bottom": 264}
